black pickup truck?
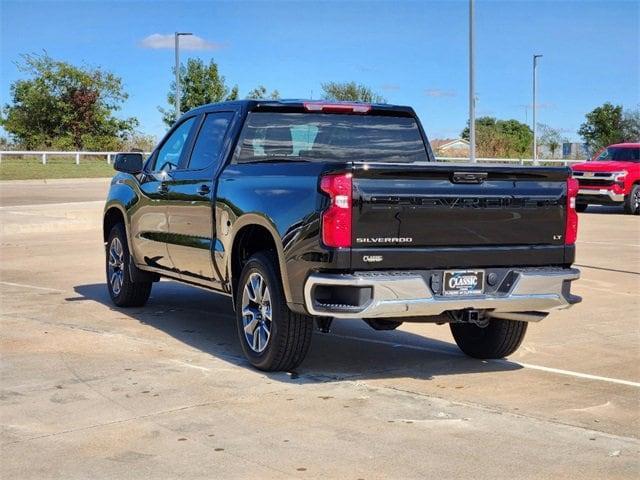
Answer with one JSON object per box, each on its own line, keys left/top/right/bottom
{"left": 104, "top": 100, "right": 581, "bottom": 371}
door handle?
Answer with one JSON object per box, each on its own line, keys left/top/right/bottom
{"left": 197, "top": 184, "right": 211, "bottom": 196}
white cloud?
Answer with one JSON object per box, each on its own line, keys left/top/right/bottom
{"left": 425, "top": 88, "right": 456, "bottom": 98}
{"left": 139, "top": 33, "right": 224, "bottom": 51}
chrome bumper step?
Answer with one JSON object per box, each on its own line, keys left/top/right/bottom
{"left": 304, "top": 268, "right": 580, "bottom": 320}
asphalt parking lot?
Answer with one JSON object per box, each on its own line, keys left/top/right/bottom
{"left": 1, "top": 179, "right": 639, "bottom": 479}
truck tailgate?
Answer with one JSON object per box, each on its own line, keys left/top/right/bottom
{"left": 351, "top": 162, "right": 571, "bottom": 268}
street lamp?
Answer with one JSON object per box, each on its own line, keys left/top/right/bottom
{"left": 469, "top": 0, "right": 476, "bottom": 163}
{"left": 175, "top": 32, "right": 193, "bottom": 121}
{"left": 532, "top": 54, "right": 543, "bottom": 164}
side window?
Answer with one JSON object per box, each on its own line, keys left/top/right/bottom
{"left": 151, "top": 117, "right": 196, "bottom": 172}
{"left": 188, "top": 112, "right": 234, "bottom": 170}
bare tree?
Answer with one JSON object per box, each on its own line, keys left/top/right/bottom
{"left": 538, "top": 124, "right": 567, "bottom": 159}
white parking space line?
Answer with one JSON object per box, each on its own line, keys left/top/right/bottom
{"left": 332, "top": 333, "right": 640, "bottom": 388}
{"left": 515, "top": 362, "right": 640, "bottom": 388}
{"left": 0, "top": 281, "right": 64, "bottom": 293}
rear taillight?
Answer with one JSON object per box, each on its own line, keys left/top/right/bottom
{"left": 320, "top": 172, "right": 353, "bottom": 248}
{"left": 565, "top": 178, "right": 579, "bottom": 245}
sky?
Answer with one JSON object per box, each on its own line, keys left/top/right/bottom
{"left": 1, "top": 0, "right": 639, "bottom": 142}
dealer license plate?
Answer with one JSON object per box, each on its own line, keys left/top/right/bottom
{"left": 442, "top": 270, "right": 485, "bottom": 296}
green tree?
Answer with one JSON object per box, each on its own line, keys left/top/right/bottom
{"left": 578, "top": 102, "right": 626, "bottom": 151}
{"left": 160, "top": 58, "right": 239, "bottom": 126}
{"left": 120, "top": 131, "right": 157, "bottom": 152}
{"left": 622, "top": 107, "right": 640, "bottom": 142}
{"left": 461, "top": 117, "right": 533, "bottom": 157}
{"left": 1, "top": 53, "right": 137, "bottom": 150}
{"left": 246, "top": 85, "right": 280, "bottom": 100}
{"left": 321, "top": 81, "right": 386, "bottom": 103}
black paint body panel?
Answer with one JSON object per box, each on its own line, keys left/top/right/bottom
{"left": 351, "top": 245, "right": 574, "bottom": 270}
{"left": 352, "top": 163, "right": 569, "bottom": 247}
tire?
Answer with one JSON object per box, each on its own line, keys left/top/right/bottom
{"left": 576, "top": 202, "right": 588, "bottom": 213}
{"left": 624, "top": 184, "right": 639, "bottom": 215}
{"left": 450, "top": 318, "right": 528, "bottom": 359}
{"left": 106, "top": 223, "right": 152, "bottom": 307}
{"left": 235, "top": 252, "right": 313, "bottom": 372}
{"left": 364, "top": 319, "right": 403, "bottom": 331}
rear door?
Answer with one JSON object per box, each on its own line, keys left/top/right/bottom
{"left": 165, "top": 111, "right": 235, "bottom": 288}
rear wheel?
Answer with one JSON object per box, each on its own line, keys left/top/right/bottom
{"left": 235, "top": 252, "right": 313, "bottom": 372}
{"left": 450, "top": 318, "right": 528, "bottom": 359}
{"left": 106, "top": 223, "right": 152, "bottom": 307}
{"left": 624, "top": 184, "right": 639, "bottom": 215}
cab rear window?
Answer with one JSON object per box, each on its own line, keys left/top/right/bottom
{"left": 237, "top": 112, "right": 428, "bottom": 163}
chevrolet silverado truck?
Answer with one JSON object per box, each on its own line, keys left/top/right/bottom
{"left": 104, "top": 100, "right": 581, "bottom": 372}
{"left": 571, "top": 143, "right": 640, "bottom": 214}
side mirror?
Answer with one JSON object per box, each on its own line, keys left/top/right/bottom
{"left": 113, "top": 153, "right": 144, "bottom": 174}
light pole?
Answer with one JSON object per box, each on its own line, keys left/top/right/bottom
{"left": 469, "top": 0, "right": 476, "bottom": 163}
{"left": 175, "top": 32, "right": 193, "bottom": 121}
{"left": 532, "top": 54, "right": 543, "bottom": 164}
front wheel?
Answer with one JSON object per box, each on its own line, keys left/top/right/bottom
{"left": 450, "top": 318, "right": 528, "bottom": 359}
{"left": 235, "top": 252, "right": 313, "bottom": 372}
{"left": 624, "top": 184, "right": 639, "bottom": 215}
{"left": 106, "top": 223, "right": 152, "bottom": 307}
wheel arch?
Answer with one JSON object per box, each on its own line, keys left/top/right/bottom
{"left": 103, "top": 205, "right": 126, "bottom": 242}
{"left": 228, "top": 216, "right": 292, "bottom": 309}
{"left": 103, "top": 204, "right": 135, "bottom": 257}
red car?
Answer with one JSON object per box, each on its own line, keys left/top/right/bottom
{"left": 571, "top": 143, "right": 640, "bottom": 215}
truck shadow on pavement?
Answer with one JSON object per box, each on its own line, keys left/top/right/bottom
{"left": 73, "top": 281, "right": 523, "bottom": 383}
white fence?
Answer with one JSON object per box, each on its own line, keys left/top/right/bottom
{"left": 0, "top": 151, "right": 586, "bottom": 166}
{"left": 0, "top": 151, "right": 151, "bottom": 165}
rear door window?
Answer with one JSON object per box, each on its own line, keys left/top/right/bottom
{"left": 188, "top": 112, "right": 234, "bottom": 170}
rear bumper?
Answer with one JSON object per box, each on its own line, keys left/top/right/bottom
{"left": 304, "top": 267, "right": 581, "bottom": 320}
{"left": 578, "top": 188, "right": 625, "bottom": 202}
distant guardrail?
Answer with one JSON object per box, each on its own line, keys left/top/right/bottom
{"left": 0, "top": 151, "right": 152, "bottom": 165}
{"left": 435, "top": 156, "right": 586, "bottom": 166}
{"left": 0, "top": 151, "right": 585, "bottom": 166}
